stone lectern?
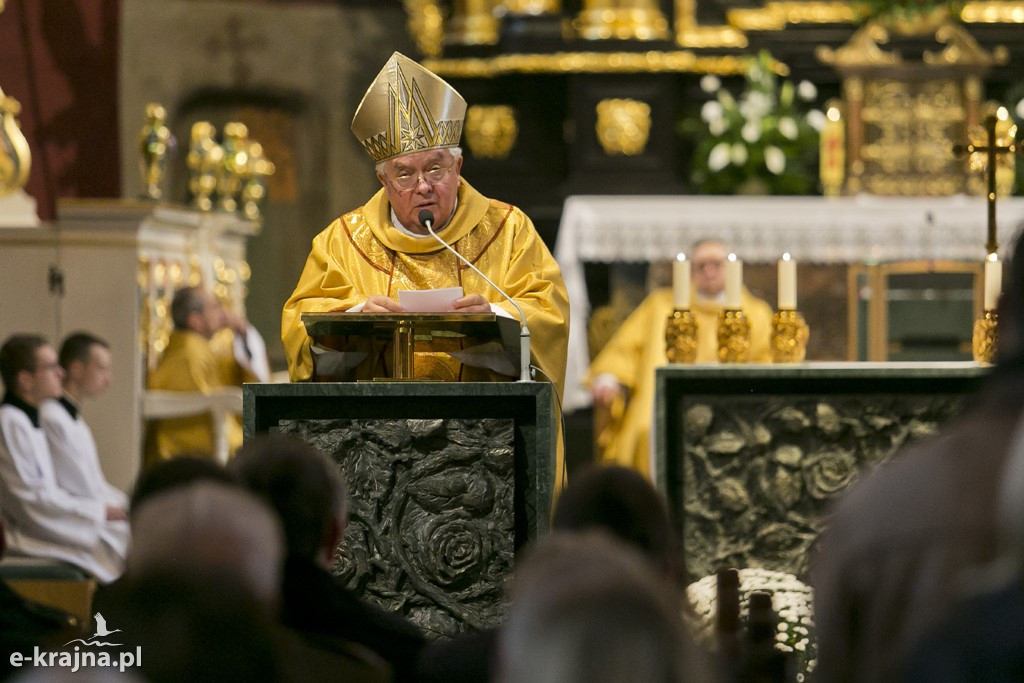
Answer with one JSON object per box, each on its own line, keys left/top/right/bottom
{"left": 245, "top": 313, "right": 554, "bottom": 638}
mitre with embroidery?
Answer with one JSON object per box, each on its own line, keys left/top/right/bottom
{"left": 351, "top": 52, "right": 466, "bottom": 163}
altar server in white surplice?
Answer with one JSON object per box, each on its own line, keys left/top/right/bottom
{"left": 0, "top": 334, "right": 126, "bottom": 583}
{"left": 40, "top": 333, "right": 129, "bottom": 549}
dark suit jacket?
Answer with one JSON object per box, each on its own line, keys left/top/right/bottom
{"left": 812, "top": 367, "right": 1024, "bottom": 683}
{"left": 281, "top": 555, "right": 426, "bottom": 682}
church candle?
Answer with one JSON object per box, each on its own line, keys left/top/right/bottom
{"left": 673, "top": 253, "right": 690, "bottom": 308}
{"left": 726, "top": 254, "right": 742, "bottom": 308}
{"left": 778, "top": 253, "right": 796, "bottom": 310}
{"left": 985, "top": 253, "right": 1002, "bottom": 310}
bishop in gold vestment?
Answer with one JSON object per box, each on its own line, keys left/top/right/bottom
{"left": 587, "top": 241, "right": 772, "bottom": 473}
{"left": 281, "top": 52, "right": 569, "bottom": 396}
{"left": 282, "top": 180, "right": 568, "bottom": 391}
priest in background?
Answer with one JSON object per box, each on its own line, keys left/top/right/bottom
{"left": 281, "top": 52, "right": 568, "bottom": 395}
{"left": 587, "top": 239, "right": 772, "bottom": 474}
{"left": 39, "top": 332, "right": 129, "bottom": 557}
{"left": 146, "top": 287, "right": 258, "bottom": 465}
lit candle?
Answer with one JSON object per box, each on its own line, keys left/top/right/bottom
{"left": 673, "top": 253, "right": 690, "bottom": 309}
{"left": 726, "top": 253, "right": 742, "bottom": 308}
{"left": 984, "top": 253, "right": 1002, "bottom": 310}
{"left": 778, "top": 252, "right": 797, "bottom": 310}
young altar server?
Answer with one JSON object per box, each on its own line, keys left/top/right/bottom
{"left": 0, "top": 334, "right": 126, "bottom": 583}
{"left": 40, "top": 332, "right": 130, "bottom": 549}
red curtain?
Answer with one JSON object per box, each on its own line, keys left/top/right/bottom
{"left": 0, "top": 0, "right": 120, "bottom": 220}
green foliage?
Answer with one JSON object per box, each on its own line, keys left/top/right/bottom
{"left": 683, "top": 51, "right": 824, "bottom": 195}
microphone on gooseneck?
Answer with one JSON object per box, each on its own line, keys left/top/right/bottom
{"left": 418, "top": 209, "right": 532, "bottom": 382}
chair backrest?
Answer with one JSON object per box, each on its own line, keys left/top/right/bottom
{"left": 141, "top": 388, "right": 243, "bottom": 464}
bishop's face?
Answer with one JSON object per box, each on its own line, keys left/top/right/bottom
{"left": 378, "top": 149, "right": 463, "bottom": 234}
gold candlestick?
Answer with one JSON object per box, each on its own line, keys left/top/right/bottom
{"left": 972, "top": 309, "right": 998, "bottom": 363}
{"left": 138, "top": 102, "right": 172, "bottom": 201}
{"left": 717, "top": 309, "right": 751, "bottom": 363}
{"left": 665, "top": 309, "right": 698, "bottom": 363}
{"left": 770, "top": 309, "right": 810, "bottom": 363}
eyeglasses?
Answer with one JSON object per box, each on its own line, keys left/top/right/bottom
{"left": 385, "top": 164, "right": 454, "bottom": 192}
{"left": 693, "top": 259, "right": 726, "bottom": 271}
{"left": 33, "top": 362, "right": 61, "bottom": 374}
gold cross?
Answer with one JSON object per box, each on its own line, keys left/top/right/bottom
{"left": 953, "top": 112, "right": 1019, "bottom": 255}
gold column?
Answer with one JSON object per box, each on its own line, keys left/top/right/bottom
{"left": 393, "top": 321, "right": 416, "bottom": 379}
{"left": 575, "top": 0, "right": 669, "bottom": 40}
{"left": 446, "top": 0, "right": 499, "bottom": 46}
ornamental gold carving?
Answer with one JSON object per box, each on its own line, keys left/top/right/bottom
{"left": 666, "top": 309, "right": 699, "bottom": 364}
{"left": 576, "top": 0, "right": 669, "bottom": 40}
{"left": 138, "top": 102, "right": 173, "bottom": 201}
{"left": 770, "top": 310, "right": 810, "bottom": 363}
{"left": 503, "top": 0, "right": 559, "bottom": 13}
{"left": 403, "top": 0, "right": 444, "bottom": 57}
{"left": 0, "top": 87, "right": 31, "bottom": 197}
{"left": 464, "top": 105, "right": 518, "bottom": 159}
{"left": 595, "top": 98, "right": 651, "bottom": 157}
{"left": 446, "top": 0, "right": 499, "bottom": 46}
{"left": 422, "top": 52, "right": 754, "bottom": 78}
{"left": 717, "top": 309, "right": 751, "bottom": 363}
{"left": 973, "top": 309, "right": 997, "bottom": 363}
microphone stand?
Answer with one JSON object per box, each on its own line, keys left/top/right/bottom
{"left": 420, "top": 210, "right": 533, "bottom": 383}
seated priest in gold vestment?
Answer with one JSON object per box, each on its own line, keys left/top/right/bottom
{"left": 145, "top": 287, "right": 259, "bottom": 465}
{"left": 587, "top": 239, "right": 772, "bottom": 474}
{"left": 281, "top": 52, "right": 569, "bottom": 396}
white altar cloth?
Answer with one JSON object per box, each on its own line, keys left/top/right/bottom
{"left": 554, "top": 194, "right": 1024, "bottom": 411}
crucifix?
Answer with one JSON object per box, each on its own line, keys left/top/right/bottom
{"left": 953, "top": 112, "right": 1019, "bottom": 255}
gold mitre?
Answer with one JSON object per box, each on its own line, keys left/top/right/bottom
{"left": 351, "top": 52, "right": 466, "bottom": 164}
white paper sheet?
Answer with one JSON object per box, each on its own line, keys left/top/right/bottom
{"left": 397, "top": 286, "right": 464, "bottom": 312}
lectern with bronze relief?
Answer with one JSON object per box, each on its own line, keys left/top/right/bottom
{"left": 244, "top": 311, "right": 554, "bottom": 637}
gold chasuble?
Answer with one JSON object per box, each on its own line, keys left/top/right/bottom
{"left": 145, "top": 330, "right": 249, "bottom": 465}
{"left": 587, "top": 287, "right": 772, "bottom": 473}
{"left": 282, "top": 178, "right": 569, "bottom": 395}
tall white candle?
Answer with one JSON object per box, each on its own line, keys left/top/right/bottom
{"left": 984, "top": 253, "right": 1002, "bottom": 310}
{"left": 673, "top": 253, "right": 690, "bottom": 309}
{"left": 726, "top": 253, "right": 742, "bottom": 308}
{"left": 778, "top": 252, "right": 797, "bottom": 310}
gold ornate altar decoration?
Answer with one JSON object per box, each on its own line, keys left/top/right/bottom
{"left": 595, "top": 98, "right": 652, "bottom": 156}
{"left": 818, "top": 13, "right": 1007, "bottom": 196}
{"left": 0, "top": 86, "right": 31, "bottom": 197}
{"left": 464, "top": 105, "right": 518, "bottom": 159}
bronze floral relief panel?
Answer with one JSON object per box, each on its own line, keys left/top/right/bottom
{"left": 275, "top": 417, "right": 515, "bottom": 638}
{"left": 678, "top": 394, "right": 968, "bottom": 581}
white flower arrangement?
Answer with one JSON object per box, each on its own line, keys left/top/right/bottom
{"left": 684, "top": 51, "right": 823, "bottom": 194}
{"left": 686, "top": 567, "right": 817, "bottom": 681}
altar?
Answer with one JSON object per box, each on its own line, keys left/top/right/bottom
{"left": 652, "top": 362, "right": 989, "bottom": 582}
{"left": 555, "top": 195, "right": 1024, "bottom": 411}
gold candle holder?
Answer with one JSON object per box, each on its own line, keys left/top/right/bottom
{"left": 770, "top": 309, "right": 810, "bottom": 363}
{"left": 665, "top": 309, "right": 698, "bottom": 363}
{"left": 717, "top": 309, "right": 751, "bottom": 363}
{"left": 972, "top": 309, "right": 998, "bottom": 363}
